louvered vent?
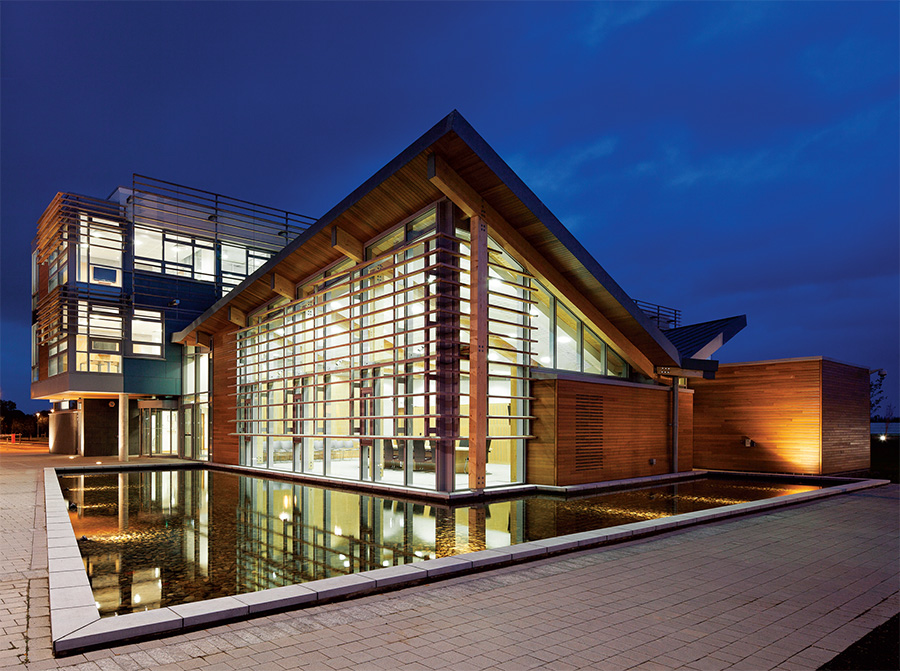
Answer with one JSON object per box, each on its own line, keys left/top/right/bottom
{"left": 574, "top": 395, "right": 603, "bottom": 471}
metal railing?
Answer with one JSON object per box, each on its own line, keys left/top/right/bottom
{"left": 634, "top": 300, "right": 682, "bottom": 330}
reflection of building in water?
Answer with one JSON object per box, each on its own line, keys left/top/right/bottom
{"left": 61, "top": 470, "right": 818, "bottom": 617}
{"left": 61, "top": 471, "right": 210, "bottom": 616}
{"left": 62, "top": 470, "right": 521, "bottom": 615}
{"left": 232, "top": 476, "right": 522, "bottom": 591}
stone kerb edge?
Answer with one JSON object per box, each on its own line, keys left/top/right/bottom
{"left": 47, "top": 467, "right": 885, "bottom": 655}
{"left": 45, "top": 467, "right": 103, "bottom": 651}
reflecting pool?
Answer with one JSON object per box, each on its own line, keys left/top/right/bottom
{"left": 58, "top": 470, "right": 819, "bottom": 617}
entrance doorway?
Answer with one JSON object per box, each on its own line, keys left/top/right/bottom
{"left": 142, "top": 408, "right": 178, "bottom": 456}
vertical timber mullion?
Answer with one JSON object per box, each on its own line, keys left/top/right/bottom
{"left": 468, "top": 214, "right": 489, "bottom": 491}
{"left": 435, "top": 201, "right": 459, "bottom": 493}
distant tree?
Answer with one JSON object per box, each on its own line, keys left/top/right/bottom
{"left": 870, "top": 376, "right": 886, "bottom": 419}
{"left": 1, "top": 399, "right": 19, "bottom": 434}
{"left": 0, "top": 399, "right": 35, "bottom": 436}
{"left": 10, "top": 415, "right": 37, "bottom": 437}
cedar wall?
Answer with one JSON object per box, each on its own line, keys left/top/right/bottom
{"left": 529, "top": 378, "right": 693, "bottom": 486}
{"left": 821, "top": 361, "right": 870, "bottom": 473}
{"left": 691, "top": 358, "right": 869, "bottom": 475}
{"left": 211, "top": 328, "right": 239, "bottom": 465}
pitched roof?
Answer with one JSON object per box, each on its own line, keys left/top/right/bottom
{"left": 662, "top": 315, "right": 748, "bottom": 360}
{"left": 173, "top": 110, "right": 684, "bottom": 371}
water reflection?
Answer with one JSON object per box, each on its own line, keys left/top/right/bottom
{"left": 58, "top": 470, "right": 819, "bottom": 617}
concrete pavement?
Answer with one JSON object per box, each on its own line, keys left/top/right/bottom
{"left": 1, "top": 442, "right": 897, "bottom": 670}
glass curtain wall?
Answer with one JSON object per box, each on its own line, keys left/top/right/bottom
{"left": 234, "top": 203, "right": 636, "bottom": 493}
{"left": 531, "top": 279, "right": 630, "bottom": 379}
{"left": 182, "top": 345, "right": 210, "bottom": 460}
{"left": 457, "top": 232, "right": 533, "bottom": 489}
{"left": 237, "top": 207, "right": 462, "bottom": 491}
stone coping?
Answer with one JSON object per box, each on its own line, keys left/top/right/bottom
{"left": 45, "top": 466, "right": 889, "bottom": 655}
{"left": 50, "top": 460, "right": 711, "bottom": 503}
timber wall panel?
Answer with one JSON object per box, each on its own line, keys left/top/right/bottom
{"left": 529, "top": 378, "right": 688, "bottom": 486}
{"left": 212, "top": 329, "right": 239, "bottom": 465}
{"left": 678, "top": 389, "right": 693, "bottom": 474}
{"left": 528, "top": 379, "right": 558, "bottom": 485}
{"left": 821, "top": 360, "right": 870, "bottom": 473}
{"left": 691, "top": 359, "right": 822, "bottom": 474}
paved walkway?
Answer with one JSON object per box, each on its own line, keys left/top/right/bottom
{"left": 1, "top": 443, "right": 897, "bottom": 670}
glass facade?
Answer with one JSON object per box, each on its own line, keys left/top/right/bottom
{"left": 182, "top": 345, "right": 210, "bottom": 461}
{"left": 532, "top": 279, "right": 630, "bottom": 379}
{"left": 133, "top": 225, "right": 271, "bottom": 297}
{"left": 234, "top": 202, "right": 636, "bottom": 492}
{"left": 236, "top": 207, "right": 461, "bottom": 490}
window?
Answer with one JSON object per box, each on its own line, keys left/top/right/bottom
{"left": 182, "top": 345, "right": 210, "bottom": 461}
{"left": 135, "top": 225, "right": 270, "bottom": 296}
{"left": 77, "top": 214, "right": 122, "bottom": 287}
{"left": 130, "top": 309, "right": 164, "bottom": 358}
{"left": 48, "top": 244, "right": 68, "bottom": 292}
{"left": 222, "top": 243, "right": 270, "bottom": 295}
{"left": 530, "top": 282, "right": 631, "bottom": 379}
{"left": 75, "top": 302, "right": 122, "bottom": 373}
{"left": 31, "top": 324, "right": 39, "bottom": 382}
{"left": 31, "top": 251, "right": 39, "bottom": 309}
{"left": 135, "top": 226, "right": 216, "bottom": 282}
{"left": 555, "top": 303, "right": 580, "bottom": 372}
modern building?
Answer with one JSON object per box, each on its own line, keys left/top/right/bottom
{"left": 31, "top": 176, "right": 315, "bottom": 458}
{"left": 33, "top": 111, "right": 871, "bottom": 495}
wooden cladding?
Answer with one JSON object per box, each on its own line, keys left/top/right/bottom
{"left": 574, "top": 395, "right": 603, "bottom": 471}
{"left": 529, "top": 377, "right": 692, "bottom": 486}
{"left": 212, "top": 329, "right": 239, "bottom": 465}
{"left": 691, "top": 357, "right": 869, "bottom": 475}
{"left": 34, "top": 192, "right": 125, "bottom": 264}
{"left": 822, "top": 361, "right": 870, "bottom": 473}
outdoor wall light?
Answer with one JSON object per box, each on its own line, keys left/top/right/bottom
{"left": 880, "top": 435, "right": 888, "bottom": 441}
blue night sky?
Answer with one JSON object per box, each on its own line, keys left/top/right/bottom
{"left": 1, "top": 2, "right": 897, "bottom": 414}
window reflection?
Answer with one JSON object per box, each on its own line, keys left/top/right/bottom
{"left": 61, "top": 470, "right": 818, "bottom": 618}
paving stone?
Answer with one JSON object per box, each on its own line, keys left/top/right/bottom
{"left": 2, "top": 447, "right": 898, "bottom": 670}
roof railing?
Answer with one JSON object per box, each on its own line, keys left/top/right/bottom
{"left": 634, "top": 300, "right": 682, "bottom": 330}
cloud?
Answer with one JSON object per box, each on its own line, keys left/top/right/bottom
{"left": 581, "top": 2, "right": 661, "bottom": 47}
{"left": 692, "top": 2, "right": 774, "bottom": 44}
{"left": 801, "top": 34, "right": 898, "bottom": 96}
{"left": 634, "top": 100, "right": 896, "bottom": 190}
{"left": 508, "top": 135, "right": 618, "bottom": 196}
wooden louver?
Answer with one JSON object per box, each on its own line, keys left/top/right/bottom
{"left": 574, "top": 395, "right": 603, "bottom": 471}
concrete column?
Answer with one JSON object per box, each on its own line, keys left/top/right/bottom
{"left": 78, "top": 403, "right": 85, "bottom": 457}
{"left": 118, "top": 393, "right": 129, "bottom": 462}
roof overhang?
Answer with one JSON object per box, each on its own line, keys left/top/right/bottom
{"left": 173, "top": 110, "right": 683, "bottom": 372}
